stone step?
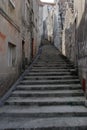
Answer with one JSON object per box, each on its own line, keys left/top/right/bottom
{"left": 1, "top": 117, "right": 87, "bottom": 130}
{"left": 34, "top": 61, "right": 73, "bottom": 64}
{"left": 29, "top": 69, "right": 76, "bottom": 72}
{"left": 25, "top": 72, "right": 72, "bottom": 76}
{"left": 34, "top": 64, "right": 74, "bottom": 67}
{"left": 35, "top": 62, "right": 70, "bottom": 64}
{"left": 0, "top": 106, "right": 87, "bottom": 118}
{"left": 11, "top": 90, "right": 84, "bottom": 97}
{"left": 37, "top": 59, "right": 67, "bottom": 61}
{"left": 19, "top": 79, "right": 80, "bottom": 85}
{"left": 34, "top": 61, "right": 73, "bottom": 63}
{"left": 34, "top": 61, "right": 73, "bottom": 65}
{"left": 16, "top": 84, "right": 82, "bottom": 91}
{"left": 24, "top": 75, "right": 78, "bottom": 80}
{"left": 36, "top": 63, "right": 74, "bottom": 66}
{"left": 33, "top": 65, "right": 74, "bottom": 68}
{"left": 32, "top": 66, "right": 74, "bottom": 69}
{"left": 37, "top": 58, "right": 69, "bottom": 61}
{"left": 5, "top": 97, "right": 85, "bottom": 106}
{"left": 32, "top": 63, "right": 74, "bottom": 68}
{"left": 32, "top": 64, "right": 76, "bottom": 68}
{"left": 27, "top": 71, "right": 77, "bottom": 76}
{"left": 37, "top": 62, "right": 68, "bottom": 64}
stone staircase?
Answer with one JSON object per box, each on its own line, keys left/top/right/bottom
{"left": 0, "top": 45, "right": 87, "bottom": 130}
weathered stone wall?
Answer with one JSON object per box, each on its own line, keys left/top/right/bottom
{"left": 62, "top": 3, "right": 76, "bottom": 64}
{"left": 21, "top": 0, "right": 32, "bottom": 64}
{"left": 53, "top": 0, "right": 62, "bottom": 51}
{"left": 0, "top": 0, "right": 41, "bottom": 97}
{"left": 0, "top": 0, "right": 21, "bottom": 26}
{"left": 60, "top": 0, "right": 87, "bottom": 94}
{"left": 33, "top": 0, "right": 40, "bottom": 56}
{"left": 43, "top": 5, "right": 49, "bottom": 41}
{"left": 39, "top": 5, "right": 43, "bottom": 45}
{"left": 0, "top": 0, "right": 21, "bottom": 97}
{"left": 43, "top": 4, "right": 54, "bottom": 43}
{"left": 74, "top": 0, "right": 87, "bottom": 92}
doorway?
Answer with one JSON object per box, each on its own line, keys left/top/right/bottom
{"left": 31, "top": 38, "right": 34, "bottom": 60}
{"left": 22, "top": 40, "right": 25, "bottom": 70}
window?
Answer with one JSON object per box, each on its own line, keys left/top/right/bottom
{"left": 8, "top": 43, "right": 16, "bottom": 67}
{"left": 9, "top": 0, "right": 15, "bottom": 9}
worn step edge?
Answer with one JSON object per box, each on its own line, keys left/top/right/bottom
{"left": 0, "top": 117, "right": 87, "bottom": 130}
{"left": 16, "top": 86, "right": 82, "bottom": 91}
{"left": 0, "top": 105, "right": 87, "bottom": 117}
{"left": 19, "top": 80, "right": 80, "bottom": 85}
{"left": 1, "top": 111, "right": 87, "bottom": 118}
{"left": 11, "top": 90, "right": 84, "bottom": 97}
{"left": 25, "top": 73, "right": 73, "bottom": 76}
{"left": 29, "top": 69, "right": 76, "bottom": 72}
{"left": 23, "top": 76, "right": 79, "bottom": 80}
{"left": 5, "top": 98, "right": 85, "bottom": 106}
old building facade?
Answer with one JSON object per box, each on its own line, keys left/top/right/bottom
{"left": 0, "top": 0, "right": 21, "bottom": 97}
{"left": 33, "top": 0, "right": 40, "bottom": 56}
{"left": 42, "top": 3, "right": 55, "bottom": 43}
{"left": 0, "top": 0, "right": 40, "bottom": 97}
{"left": 1, "top": 0, "right": 87, "bottom": 99}
{"left": 53, "top": 0, "right": 62, "bottom": 51}
{"left": 39, "top": 1, "right": 44, "bottom": 45}
{"left": 74, "top": 0, "right": 87, "bottom": 93}
{"left": 57, "top": 0, "right": 87, "bottom": 95}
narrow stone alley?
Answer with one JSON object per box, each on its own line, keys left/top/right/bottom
{"left": 1, "top": 0, "right": 87, "bottom": 129}
{"left": 0, "top": 44, "right": 87, "bottom": 129}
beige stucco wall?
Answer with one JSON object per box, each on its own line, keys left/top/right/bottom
{"left": 0, "top": 0, "right": 21, "bottom": 27}
{"left": 0, "top": 0, "right": 41, "bottom": 97}
{"left": 33, "top": 0, "right": 40, "bottom": 56}
{"left": 0, "top": 0, "right": 22, "bottom": 97}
